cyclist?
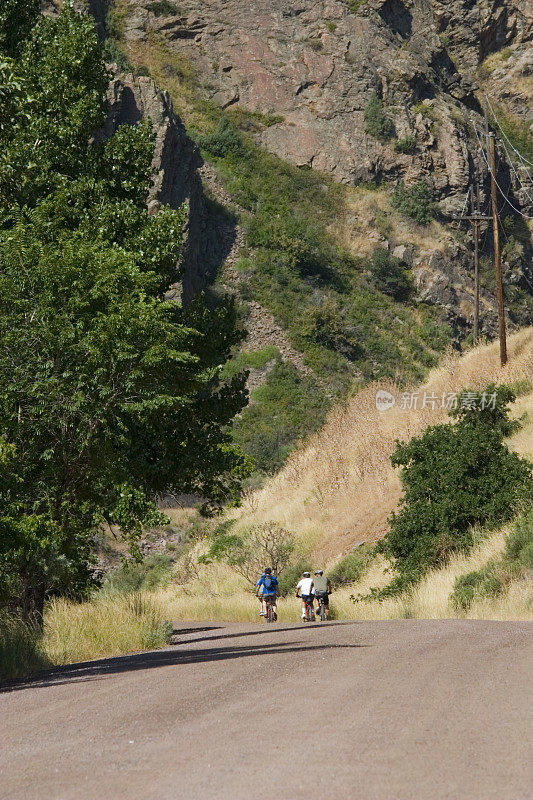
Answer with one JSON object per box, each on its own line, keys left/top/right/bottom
{"left": 313, "top": 569, "right": 332, "bottom": 619}
{"left": 256, "top": 567, "right": 278, "bottom": 620}
{"left": 295, "top": 571, "right": 315, "bottom": 621}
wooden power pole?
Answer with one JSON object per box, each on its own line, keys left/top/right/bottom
{"left": 487, "top": 132, "right": 507, "bottom": 366}
{"left": 471, "top": 182, "right": 481, "bottom": 345}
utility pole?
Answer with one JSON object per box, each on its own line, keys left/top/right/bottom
{"left": 487, "top": 131, "right": 507, "bottom": 366}
{"left": 471, "top": 182, "right": 481, "bottom": 345}
{"left": 484, "top": 94, "right": 507, "bottom": 366}
{"left": 453, "top": 173, "right": 489, "bottom": 345}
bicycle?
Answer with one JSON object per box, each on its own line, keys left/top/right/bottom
{"left": 264, "top": 595, "right": 277, "bottom": 623}
{"left": 302, "top": 596, "right": 315, "bottom": 622}
{"left": 316, "top": 594, "right": 327, "bottom": 622}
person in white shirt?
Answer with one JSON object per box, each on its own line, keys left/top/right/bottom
{"left": 295, "top": 572, "right": 315, "bottom": 620}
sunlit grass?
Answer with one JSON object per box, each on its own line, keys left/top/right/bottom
{"left": 43, "top": 593, "right": 172, "bottom": 665}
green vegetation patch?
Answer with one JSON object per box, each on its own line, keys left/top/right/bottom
{"left": 364, "top": 91, "right": 394, "bottom": 141}
{"left": 0, "top": 613, "right": 50, "bottom": 682}
{"left": 328, "top": 546, "right": 372, "bottom": 589}
{"left": 391, "top": 180, "right": 434, "bottom": 225}
{"left": 368, "top": 385, "right": 533, "bottom": 598}
{"left": 101, "top": 554, "right": 175, "bottom": 595}
{"left": 394, "top": 135, "right": 417, "bottom": 154}
{"left": 451, "top": 507, "right": 533, "bottom": 610}
{"left": 231, "top": 362, "right": 330, "bottom": 474}
{"left": 149, "top": 0, "right": 179, "bottom": 16}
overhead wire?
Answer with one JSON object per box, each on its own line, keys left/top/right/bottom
{"left": 472, "top": 124, "right": 533, "bottom": 219}
{"left": 497, "top": 135, "right": 533, "bottom": 206}
{"left": 484, "top": 94, "right": 533, "bottom": 168}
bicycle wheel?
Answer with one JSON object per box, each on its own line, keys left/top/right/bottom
{"left": 319, "top": 602, "right": 326, "bottom": 621}
{"left": 266, "top": 602, "right": 273, "bottom": 623}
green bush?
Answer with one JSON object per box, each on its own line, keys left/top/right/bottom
{"left": 102, "top": 38, "right": 133, "bottom": 73}
{"left": 364, "top": 91, "right": 394, "bottom": 141}
{"left": 220, "top": 346, "right": 280, "bottom": 380}
{"left": 347, "top": 0, "right": 367, "bottom": 14}
{"left": 451, "top": 562, "right": 503, "bottom": 610}
{"left": 101, "top": 554, "right": 174, "bottom": 595}
{"left": 394, "top": 135, "right": 417, "bottom": 154}
{"left": 196, "top": 117, "right": 244, "bottom": 158}
{"left": 328, "top": 547, "right": 372, "bottom": 589}
{"left": 369, "top": 247, "right": 413, "bottom": 301}
{"left": 375, "top": 385, "right": 533, "bottom": 594}
{"left": 391, "top": 180, "right": 433, "bottom": 225}
{"left": 505, "top": 507, "right": 533, "bottom": 568}
{"left": 0, "top": 613, "right": 50, "bottom": 681}
{"left": 277, "top": 560, "right": 313, "bottom": 597}
{"left": 149, "top": 0, "right": 178, "bottom": 16}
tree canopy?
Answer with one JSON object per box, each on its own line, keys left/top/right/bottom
{"left": 0, "top": 4, "right": 250, "bottom": 616}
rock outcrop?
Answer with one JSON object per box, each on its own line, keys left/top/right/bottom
{"left": 120, "top": 0, "right": 528, "bottom": 206}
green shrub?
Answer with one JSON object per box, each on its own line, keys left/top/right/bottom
{"left": 505, "top": 508, "right": 533, "bottom": 568}
{"left": 149, "top": 0, "right": 178, "bottom": 16}
{"left": 451, "top": 565, "right": 500, "bottom": 610}
{"left": 364, "top": 91, "right": 394, "bottom": 141}
{"left": 347, "top": 0, "right": 367, "bottom": 12}
{"left": 375, "top": 385, "right": 533, "bottom": 594}
{"left": 369, "top": 247, "right": 413, "bottom": 301}
{"left": 105, "top": 6, "right": 126, "bottom": 39}
{"left": 101, "top": 553, "right": 174, "bottom": 595}
{"left": 196, "top": 117, "right": 243, "bottom": 158}
{"left": 102, "top": 38, "right": 133, "bottom": 72}
{"left": 277, "top": 560, "right": 313, "bottom": 597}
{"left": 0, "top": 613, "right": 50, "bottom": 681}
{"left": 391, "top": 180, "right": 433, "bottom": 225}
{"left": 220, "top": 346, "right": 280, "bottom": 380}
{"left": 231, "top": 361, "right": 330, "bottom": 473}
{"left": 328, "top": 547, "right": 372, "bottom": 589}
{"left": 394, "top": 135, "right": 417, "bottom": 154}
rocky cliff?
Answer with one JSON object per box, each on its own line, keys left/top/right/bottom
{"left": 114, "top": 0, "right": 531, "bottom": 337}
{"left": 46, "top": 0, "right": 533, "bottom": 359}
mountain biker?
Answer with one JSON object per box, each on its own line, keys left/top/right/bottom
{"left": 256, "top": 567, "right": 278, "bottom": 619}
{"left": 295, "top": 571, "right": 315, "bottom": 620}
{"left": 313, "top": 569, "right": 332, "bottom": 619}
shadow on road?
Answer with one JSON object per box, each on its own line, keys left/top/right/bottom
{"left": 171, "top": 621, "right": 358, "bottom": 646}
{"left": 2, "top": 640, "right": 365, "bottom": 693}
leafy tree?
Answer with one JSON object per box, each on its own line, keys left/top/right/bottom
{"left": 199, "top": 521, "right": 296, "bottom": 585}
{"left": 369, "top": 247, "right": 413, "bottom": 301}
{"left": 0, "top": 0, "right": 39, "bottom": 58}
{"left": 364, "top": 91, "right": 394, "bottom": 141}
{"left": 0, "top": 5, "right": 250, "bottom": 617}
{"left": 375, "top": 385, "right": 533, "bottom": 593}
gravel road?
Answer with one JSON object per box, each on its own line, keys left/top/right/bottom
{"left": 2, "top": 620, "right": 532, "bottom": 800}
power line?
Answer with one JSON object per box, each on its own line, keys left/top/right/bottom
{"left": 497, "top": 135, "right": 533, "bottom": 205}
{"left": 472, "top": 125, "right": 533, "bottom": 219}
{"left": 484, "top": 94, "right": 533, "bottom": 168}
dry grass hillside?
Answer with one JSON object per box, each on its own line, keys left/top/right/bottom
{"left": 231, "top": 327, "right": 533, "bottom": 563}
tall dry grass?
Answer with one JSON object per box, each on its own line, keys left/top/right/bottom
{"left": 231, "top": 328, "right": 533, "bottom": 561}
{"left": 164, "top": 520, "right": 532, "bottom": 622}
{"left": 43, "top": 593, "right": 173, "bottom": 665}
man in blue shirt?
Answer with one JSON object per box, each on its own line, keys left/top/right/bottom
{"left": 256, "top": 567, "right": 278, "bottom": 620}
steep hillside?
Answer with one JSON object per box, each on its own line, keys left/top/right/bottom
{"left": 54, "top": 0, "right": 533, "bottom": 470}
{"left": 230, "top": 327, "right": 533, "bottom": 560}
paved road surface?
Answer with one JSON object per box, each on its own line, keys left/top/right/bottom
{"left": 2, "top": 620, "right": 532, "bottom": 800}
